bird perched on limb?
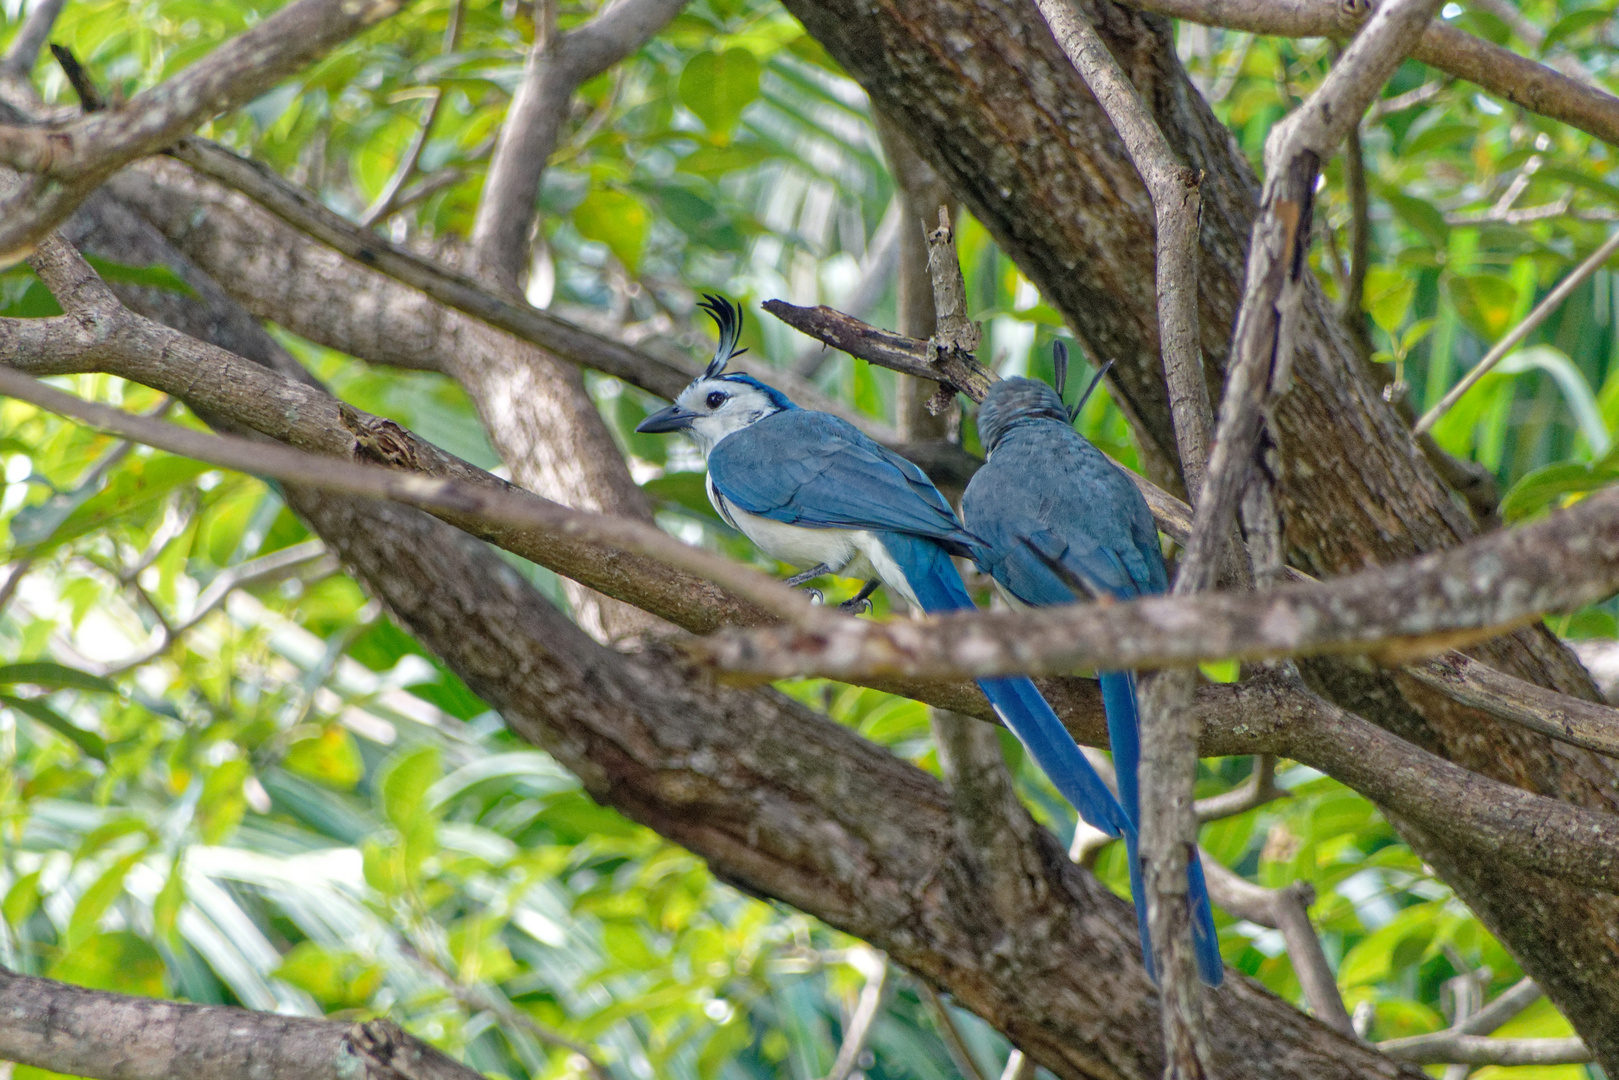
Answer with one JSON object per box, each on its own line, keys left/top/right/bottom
{"left": 960, "top": 342, "right": 1224, "bottom": 986}
{"left": 637, "top": 296, "right": 1132, "bottom": 847}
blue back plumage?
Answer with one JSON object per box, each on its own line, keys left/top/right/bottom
{"left": 709, "top": 410, "right": 980, "bottom": 559}
{"left": 963, "top": 376, "right": 1223, "bottom": 987}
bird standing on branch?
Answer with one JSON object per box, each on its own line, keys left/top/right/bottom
{"left": 960, "top": 344, "right": 1224, "bottom": 986}
{"left": 637, "top": 296, "right": 1132, "bottom": 846}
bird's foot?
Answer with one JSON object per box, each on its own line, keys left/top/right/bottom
{"left": 801, "top": 587, "right": 825, "bottom": 605}
{"left": 837, "top": 595, "right": 871, "bottom": 615}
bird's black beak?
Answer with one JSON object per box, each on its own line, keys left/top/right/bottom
{"left": 636, "top": 405, "right": 697, "bottom": 433}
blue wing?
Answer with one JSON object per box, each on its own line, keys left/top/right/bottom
{"left": 708, "top": 410, "right": 976, "bottom": 554}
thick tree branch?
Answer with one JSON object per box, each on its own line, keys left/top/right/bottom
{"left": 1117, "top": 0, "right": 1619, "bottom": 148}
{"left": 698, "top": 484, "right": 1619, "bottom": 679}
{"left": 0, "top": 0, "right": 412, "bottom": 260}
{"left": 0, "top": 333, "right": 815, "bottom": 628}
{"left": 470, "top": 0, "right": 687, "bottom": 292}
{"left": 0, "top": 968, "right": 484, "bottom": 1080}
{"left": 162, "top": 139, "right": 899, "bottom": 442}
{"left": 5, "top": 235, "right": 806, "bottom": 629}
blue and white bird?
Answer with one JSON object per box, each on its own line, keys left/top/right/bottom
{"left": 637, "top": 297, "right": 1131, "bottom": 844}
{"left": 960, "top": 344, "right": 1224, "bottom": 986}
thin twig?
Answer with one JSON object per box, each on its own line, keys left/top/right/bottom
{"left": 824, "top": 948, "right": 888, "bottom": 1080}
{"left": 1198, "top": 854, "right": 1352, "bottom": 1033}
{"left": 918, "top": 984, "right": 991, "bottom": 1080}
{"left": 358, "top": 0, "right": 462, "bottom": 227}
{"left": 1414, "top": 227, "right": 1619, "bottom": 435}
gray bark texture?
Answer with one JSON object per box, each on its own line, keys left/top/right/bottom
{"left": 773, "top": 0, "right": 1619, "bottom": 1064}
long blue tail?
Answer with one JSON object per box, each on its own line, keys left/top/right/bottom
{"left": 887, "top": 534, "right": 1130, "bottom": 840}
{"left": 1102, "top": 671, "right": 1224, "bottom": 986}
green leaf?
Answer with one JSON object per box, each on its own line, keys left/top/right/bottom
{"left": 48, "top": 931, "right": 167, "bottom": 996}
{"left": 642, "top": 470, "right": 723, "bottom": 520}
{"left": 67, "top": 849, "right": 147, "bottom": 949}
{"left": 1543, "top": 7, "right": 1613, "bottom": 50}
{"left": 0, "top": 693, "right": 108, "bottom": 760}
{"left": 1383, "top": 191, "right": 1450, "bottom": 247}
{"left": 1402, "top": 123, "right": 1473, "bottom": 157}
{"left": 1495, "top": 345, "right": 1610, "bottom": 457}
{"left": 572, "top": 187, "right": 650, "bottom": 271}
{"left": 273, "top": 941, "right": 384, "bottom": 1010}
{"left": 152, "top": 854, "right": 186, "bottom": 943}
{"left": 381, "top": 745, "right": 441, "bottom": 832}
{"left": 3, "top": 869, "right": 42, "bottom": 926}
{"left": 1400, "top": 317, "right": 1436, "bottom": 353}
{"left": 678, "top": 48, "right": 761, "bottom": 138}
{"left": 1500, "top": 460, "right": 1619, "bottom": 522}
{"left": 1364, "top": 267, "right": 1417, "bottom": 335}
{"left": 82, "top": 256, "right": 197, "bottom": 298}
{"left": 0, "top": 662, "right": 116, "bottom": 694}
{"left": 283, "top": 726, "right": 365, "bottom": 791}
{"left": 1445, "top": 272, "right": 1520, "bottom": 340}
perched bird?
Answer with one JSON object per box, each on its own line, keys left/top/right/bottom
{"left": 960, "top": 343, "right": 1224, "bottom": 986}
{"left": 637, "top": 296, "right": 1130, "bottom": 842}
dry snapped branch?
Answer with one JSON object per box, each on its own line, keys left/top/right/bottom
{"left": 0, "top": 0, "right": 415, "bottom": 261}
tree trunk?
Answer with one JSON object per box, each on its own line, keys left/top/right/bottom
{"left": 777, "top": 0, "right": 1619, "bottom": 1061}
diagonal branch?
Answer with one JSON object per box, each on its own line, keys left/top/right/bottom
{"left": 470, "top": 0, "right": 687, "bottom": 292}
{"left": 0, "top": 0, "right": 67, "bottom": 79}
{"left": 1116, "top": 0, "right": 1619, "bottom": 148}
{"left": 167, "top": 139, "right": 897, "bottom": 442}
{"left": 0, "top": 967, "right": 486, "bottom": 1080}
{"left": 0, "top": 0, "right": 414, "bottom": 260}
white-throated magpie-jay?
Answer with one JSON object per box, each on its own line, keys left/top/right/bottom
{"left": 960, "top": 346, "right": 1223, "bottom": 986}
{"left": 637, "top": 297, "right": 1132, "bottom": 845}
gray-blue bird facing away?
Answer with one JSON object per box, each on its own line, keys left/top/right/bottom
{"left": 960, "top": 354, "right": 1224, "bottom": 987}
{"left": 636, "top": 297, "right": 1131, "bottom": 844}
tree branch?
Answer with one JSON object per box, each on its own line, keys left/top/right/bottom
{"left": 164, "top": 139, "right": 898, "bottom": 442}
{"left": 0, "top": 968, "right": 486, "bottom": 1080}
{"left": 696, "top": 483, "right": 1619, "bottom": 680}
{"left": 1177, "top": 0, "right": 1444, "bottom": 597}
{"left": 1198, "top": 857, "right": 1352, "bottom": 1034}
{"left": 1413, "top": 227, "right": 1619, "bottom": 435}
{"left": 0, "top": 0, "right": 413, "bottom": 260}
{"left": 470, "top": 0, "right": 687, "bottom": 292}
{"left": 1116, "top": 0, "right": 1619, "bottom": 148}
{"left": 358, "top": 0, "right": 463, "bottom": 228}
{"left": 0, "top": 0, "right": 66, "bottom": 78}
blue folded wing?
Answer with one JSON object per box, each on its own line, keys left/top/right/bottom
{"left": 708, "top": 411, "right": 974, "bottom": 552}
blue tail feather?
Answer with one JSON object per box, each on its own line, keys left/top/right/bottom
{"left": 889, "top": 534, "right": 1129, "bottom": 839}
{"left": 888, "top": 533, "right": 1220, "bottom": 984}
{"left": 1100, "top": 672, "right": 1224, "bottom": 987}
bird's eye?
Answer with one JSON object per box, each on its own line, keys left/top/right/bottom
{"left": 705, "top": 391, "right": 728, "bottom": 410}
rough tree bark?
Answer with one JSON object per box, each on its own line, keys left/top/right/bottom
{"left": 774, "top": 0, "right": 1619, "bottom": 1063}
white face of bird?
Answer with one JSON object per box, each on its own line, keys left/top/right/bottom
{"left": 634, "top": 376, "right": 788, "bottom": 457}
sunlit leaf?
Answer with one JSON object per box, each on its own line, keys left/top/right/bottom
{"left": 679, "top": 48, "right": 761, "bottom": 139}
{"left": 48, "top": 931, "right": 167, "bottom": 997}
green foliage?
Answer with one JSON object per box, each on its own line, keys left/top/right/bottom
{"left": 0, "top": 0, "right": 1613, "bottom": 1076}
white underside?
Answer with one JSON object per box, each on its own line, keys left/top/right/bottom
{"left": 707, "top": 476, "right": 920, "bottom": 609}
